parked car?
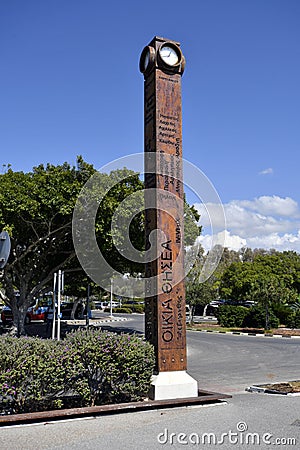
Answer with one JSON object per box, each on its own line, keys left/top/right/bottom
{"left": 60, "top": 302, "right": 83, "bottom": 319}
{"left": 93, "top": 301, "right": 103, "bottom": 310}
{"left": 99, "top": 301, "right": 120, "bottom": 309}
{"left": 1, "top": 306, "right": 13, "bottom": 325}
{"left": 241, "top": 300, "right": 256, "bottom": 308}
{"left": 25, "top": 306, "right": 48, "bottom": 324}
{"left": 1, "top": 305, "right": 48, "bottom": 325}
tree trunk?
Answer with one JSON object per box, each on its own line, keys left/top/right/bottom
{"left": 11, "top": 285, "right": 33, "bottom": 336}
{"left": 265, "top": 304, "right": 270, "bottom": 330}
{"left": 12, "top": 301, "right": 27, "bottom": 336}
{"left": 70, "top": 298, "right": 81, "bottom": 320}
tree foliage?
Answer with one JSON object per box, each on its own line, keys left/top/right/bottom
{"left": 185, "top": 249, "right": 219, "bottom": 313}
{"left": 219, "top": 251, "right": 300, "bottom": 304}
{"left": 0, "top": 157, "right": 200, "bottom": 334}
{"left": 185, "top": 246, "right": 300, "bottom": 328}
{"left": 0, "top": 157, "right": 96, "bottom": 334}
{"left": 0, "top": 158, "right": 147, "bottom": 333}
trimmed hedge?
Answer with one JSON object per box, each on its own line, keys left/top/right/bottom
{"left": 104, "top": 307, "right": 132, "bottom": 314}
{"left": 286, "top": 309, "right": 300, "bottom": 329}
{"left": 0, "top": 329, "right": 155, "bottom": 414}
{"left": 215, "top": 305, "right": 249, "bottom": 328}
{"left": 242, "top": 305, "right": 279, "bottom": 329}
{"left": 122, "top": 303, "right": 144, "bottom": 313}
{"left": 216, "top": 304, "right": 279, "bottom": 329}
{"left": 103, "top": 305, "right": 144, "bottom": 314}
{"left": 65, "top": 329, "right": 154, "bottom": 406}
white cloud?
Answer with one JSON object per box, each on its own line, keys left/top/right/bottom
{"left": 198, "top": 230, "right": 247, "bottom": 252}
{"left": 194, "top": 195, "right": 300, "bottom": 253}
{"left": 238, "top": 196, "right": 299, "bottom": 217}
{"left": 259, "top": 168, "right": 273, "bottom": 175}
{"left": 247, "top": 231, "right": 300, "bottom": 253}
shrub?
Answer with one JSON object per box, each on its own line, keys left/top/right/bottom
{"left": 104, "top": 307, "right": 132, "bottom": 314}
{"left": 243, "top": 305, "right": 279, "bottom": 329}
{"left": 216, "top": 304, "right": 280, "bottom": 329}
{"left": 0, "top": 336, "right": 85, "bottom": 414}
{"left": 286, "top": 310, "right": 300, "bottom": 329}
{"left": 122, "top": 303, "right": 144, "bottom": 313}
{"left": 215, "top": 305, "right": 249, "bottom": 327}
{"left": 133, "top": 304, "right": 144, "bottom": 314}
{"left": 285, "top": 312, "right": 296, "bottom": 328}
{"left": 65, "top": 329, "right": 155, "bottom": 406}
{"left": 294, "top": 310, "right": 300, "bottom": 328}
{"left": 271, "top": 303, "right": 293, "bottom": 325}
{"left": 0, "top": 330, "right": 155, "bottom": 414}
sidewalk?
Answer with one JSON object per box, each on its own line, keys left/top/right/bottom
{"left": 0, "top": 393, "right": 299, "bottom": 449}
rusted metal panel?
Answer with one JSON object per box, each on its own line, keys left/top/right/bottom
{"left": 143, "top": 37, "right": 187, "bottom": 373}
{"left": 0, "top": 390, "right": 231, "bottom": 426}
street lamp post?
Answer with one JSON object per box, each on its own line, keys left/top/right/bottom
{"left": 52, "top": 273, "right": 57, "bottom": 340}
{"left": 57, "top": 270, "right": 62, "bottom": 341}
{"left": 110, "top": 278, "right": 113, "bottom": 318}
{"left": 86, "top": 283, "right": 90, "bottom": 327}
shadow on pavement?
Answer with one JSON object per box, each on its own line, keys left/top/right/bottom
{"left": 1, "top": 320, "right": 143, "bottom": 339}
{"left": 98, "top": 324, "right": 144, "bottom": 336}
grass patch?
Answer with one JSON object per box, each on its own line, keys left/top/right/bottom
{"left": 260, "top": 381, "right": 300, "bottom": 393}
{"left": 187, "top": 324, "right": 238, "bottom": 333}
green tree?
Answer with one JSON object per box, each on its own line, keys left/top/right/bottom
{"left": 0, "top": 159, "right": 146, "bottom": 334}
{"left": 220, "top": 251, "right": 300, "bottom": 301}
{"left": 183, "top": 201, "right": 201, "bottom": 247}
{"left": 219, "top": 250, "right": 300, "bottom": 329}
{"left": 0, "top": 158, "right": 96, "bottom": 334}
{"left": 185, "top": 250, "right": 219, "bottom": 318}
{"left": 0, "top": 158, "right": 200, "bottom": 335}
{"left": 247, "top": 278, "right": 295, "bottom": 330}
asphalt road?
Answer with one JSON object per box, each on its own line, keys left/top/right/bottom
{"left": 1, "top": 313, "right": 299, "bottom": 449}
{"left": 98, "top": 313, "right": 300, "bottom": 394}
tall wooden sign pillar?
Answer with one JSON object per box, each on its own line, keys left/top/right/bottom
{"left": 140, "top": 37, "right": 198, "bottom": 400}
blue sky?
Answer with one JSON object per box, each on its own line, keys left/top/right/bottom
{"left": 1, "top": 0, "right": 300, "bottom": 252}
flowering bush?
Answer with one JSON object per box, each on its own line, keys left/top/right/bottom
{"left": 0, "top": 330, "right": 154, "bottom": 414}
{"left": 65, "top": 329, "right": 154, "bottom": 406}
{"left": 0, "top": 336, "right": 85, "bottom": 414}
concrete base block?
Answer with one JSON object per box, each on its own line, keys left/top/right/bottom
{"left": 149, "top": 371, "right": 198, "bottom": 400}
